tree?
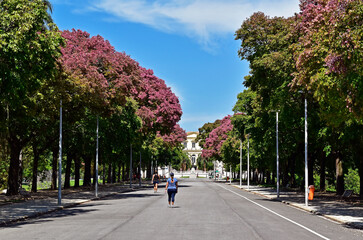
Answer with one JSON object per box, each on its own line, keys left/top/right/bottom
{"left": 0, "top": 0, "right": 64, "bottom": 195}
{"left": 196, "top": 120, "right": 221, "bottom": 148}
{"left": 292, "top": 0, "right": 363, "bottom": 198}
{"left": 201, "top": 115, "right": 233, "bottom": 160}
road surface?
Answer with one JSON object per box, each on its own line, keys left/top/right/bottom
{"left": 0, "top": 179, "right": 362, "bottom": 240}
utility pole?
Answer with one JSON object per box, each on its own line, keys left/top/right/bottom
{"left": 240, "top": 140, "right": 242, "bottom": 187}
{"left": 229, "top": 166, "right": 232, "bottom": 184}
{"left": 276, "top": 111, "right": 280, "bottom": 198}
{"left": 58, "top": 100, "right": 62, "bottom": 205}
{"left": 139, "top": 152, "right": 141, "bottom": 187}
{"left": 130, "top": 144, "right": 132, "bottom": 188}
{"left": 95, "top": 116, "right": 99, "bottom": 197}
{"left": 247, "top": 134, "right": 250, "bottom": 190}
{"left": 305, "top": 98, "right": 308, "bottom": 206}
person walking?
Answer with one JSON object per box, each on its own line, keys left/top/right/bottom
{"left": 165, "top": 172, "right": 178, "bottom": 208}
{"left": 152, "top": 171, "right": 160, "bottom": 193}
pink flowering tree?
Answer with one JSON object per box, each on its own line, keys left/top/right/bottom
{"left": 292, "top": 0, "right": 363, "bottom": 123}
{"left": 135, "top": 67, "right": 182, "bottom": 135}
{"left": 160, "top": 124, "right": 187, "bottom": 147}
{"left": 60, "top": 29, "right": 143, "bottom": 186}
{"left": 60, "top": 29, "right": 141, "bottom": 114}
{"left": 201, "top": 115, "right": 233, "bottom": 160}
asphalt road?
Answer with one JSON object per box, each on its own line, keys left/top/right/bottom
{"left": 0, "top": 179, "right": 362, "bottom": 240}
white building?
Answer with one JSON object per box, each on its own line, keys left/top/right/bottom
{"left": 182, "top": 132, "right": 202, "bottom": 170}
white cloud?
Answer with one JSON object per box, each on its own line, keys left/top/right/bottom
{"left": 91, "top": 0, "right": 300, "bottom": 48}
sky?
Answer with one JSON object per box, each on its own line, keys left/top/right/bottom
{"left": 51, "top": 0, "right": 300, "bottom": 132}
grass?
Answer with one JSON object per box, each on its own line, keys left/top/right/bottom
{"left": 180, "top": 176, "right": 190, "bottom": 178}
{"left": 21, "top": 179, "right": 103, "bottom": 191}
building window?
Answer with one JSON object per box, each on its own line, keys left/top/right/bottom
{"left": 192, "top": 155, "right": 196, "bottom": 165}
{"left": 192, "top": 142, "right": 196, "bottom": 148}
{"left": 183, "top": 142, "right": 187, "bottom": 149}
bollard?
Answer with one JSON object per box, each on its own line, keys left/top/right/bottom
{"left": 308, "top": 185, "right": 315, "bottom": 200}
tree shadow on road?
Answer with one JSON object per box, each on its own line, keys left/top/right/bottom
{"left": 0, "top": 205, "right": 99, "bottom": 229}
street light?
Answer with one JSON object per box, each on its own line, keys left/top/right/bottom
{"left": 229, "top": 166, "right": 232, "bottom": 184}
{"left": 271, "top": 110, "right": 280, "bottom": 198}
{"left": 95, "top": 116, "right": 99, "bottom": 197}
{"left": 240, "top": 139, "right": 242, "bottom": 187}
{"left": 246, "top": 133, "right": 250, "bottom": 190}
{"left": 58, "top": 100, "right": 62, "bottom": 206}
{"left": 130, "top": 144, "right": 132, "bottom": 188}
{"left": 299, "top": 91, "right": 309, "bottom": 207}
{"left": 304, "top": 98, "right": 308, "bottom": 206}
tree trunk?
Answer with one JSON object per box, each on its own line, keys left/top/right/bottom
{"left": 118, "top": 162, "right": 122, "bottom": 183}
{"left": 356, "top": 134, "right": 363, "bottom": 200}
{"left": 103, "top": 163, "right": 106, "bottom": 184}
{"left": 6, "top": 139, "right": 22, "bottom": 195}
{"left": 335, "top": 152, "right": 344, "bottom": 195}
{"left": 359, "top": 154, "right": 363, "bottom": 200}
{"left": 74, "top": 155, "right": 80, "bottom": 187}
{"left": 112, "top": 164, "right": 116, "bottom": 183}
{"left": 31, "top": 146, "right": 40, "bottom": 192}
{"left": 125, "top": 164, "right": 129, "bottom": 182}
{"left": 64, "top": 152, "right": 73, "bottom": 189}
{"left": 266, "top": 171, "right": 271, "bottom": 185}
{"left": 51, "top": 146, "right": 58, "bottom": 190}
{"left": 107, "top": 162, "right": 112, "bottom": 183}
{"left": 320, "top": 150, "right": 326, "bottom": 192}
{"left": 18, "top": 150, "right": 23, "bottom": 191}
{"left": 147, "top": 160, "right": 151, "bottom": 179}
{"left": 308, "top": 155, "right": 314, "bottom": 186}
{"left": 83, "top": 155, "right": 92, "bottom": 186}
{"left": 122, "top": 162, "right": 127, "bottom": 181}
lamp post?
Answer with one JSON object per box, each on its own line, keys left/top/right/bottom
{"left": 304, "top": 98, "right": 308, "bottom": 206}
{"left": 240, "top": 140, "right": 242, "bottom": 187}
{"left": 214, "top": 160, "right": 216, "bottom": 180}
{"left": 271, "top": 110, "right": 280, "bottom": 198}
{"left": 58, "top": 100, "right": 62, "bottom": 205}
{"left": 139, "top": 152, "right": 142, "bottom": 187}
{"left": 243, "top": 133, "right": 251, "bottom": 189}
{"left": 247, "top": 134, "right": 250, "bottom": 190}
{"left": 229, "top": 166, "right": 232, "bottom": 184}
{"left": 95, "top": 116, "right": 99, "bottom": 197}
{"left": 298, "top": 91, "right": 309, "bottom": 206}
{"left": 129, "top": 144, "right": 132, "bottom": 188}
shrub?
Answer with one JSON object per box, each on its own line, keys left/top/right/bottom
{"left": 344, "top": 168, "right": 360, "bottom": 195}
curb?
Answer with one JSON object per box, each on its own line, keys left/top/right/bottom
{"left": 0, "top": 188, "right": 137, "bottom": 227}
{"left": 230, "top": 184, "right": 363, "bottom": 230}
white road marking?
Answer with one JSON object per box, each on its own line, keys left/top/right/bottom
{"left": 216, "top": 183, "right": 330, "bottom": 240}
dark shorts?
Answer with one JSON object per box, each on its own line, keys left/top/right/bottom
{"left": 153, "top": 181, "right": 159, "bottom": 185}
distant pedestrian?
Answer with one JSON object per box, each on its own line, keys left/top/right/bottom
{"left": 165, "top": 172, "right": 178, "bottom": 207}
{"left": 152, "top": 171, "right": 160, "bottom": 193}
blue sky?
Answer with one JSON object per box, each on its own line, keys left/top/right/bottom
{"left": 52, "top": 0, "right": 300, "bottom": 132}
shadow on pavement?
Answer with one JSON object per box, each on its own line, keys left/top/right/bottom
{"left": 1, "top": 205, "right": 99, "bottom": 228}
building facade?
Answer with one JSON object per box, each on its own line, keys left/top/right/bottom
{"left": 182, "top": 132, "right": 202, "bottom": 170}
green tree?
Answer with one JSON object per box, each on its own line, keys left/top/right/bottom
{"left": 0, "top": 0, "right": 63, "bottom": 195}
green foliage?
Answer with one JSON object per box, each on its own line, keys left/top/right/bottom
{"left": 196, "top": 120, "right": 221, "bottom": 147}
{"left": 345, "top": 168, "right": 360, "bottom": 195}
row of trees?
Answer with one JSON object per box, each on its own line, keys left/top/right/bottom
{"left": 198, "top": 0, "right": 362, "bottom": 199}
{"left": 0, "top": 0, "right": 187, "bottom": 195}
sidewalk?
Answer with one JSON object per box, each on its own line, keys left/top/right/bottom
{"left": 229, "top": 183, "right": 363, "bottom": 230}
{"left": 0, "top": 183, "right": 149, "bottom": 226}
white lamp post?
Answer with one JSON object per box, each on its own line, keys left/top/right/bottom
{"left": 240, "top": 140, "right": 242, "bottom": 187}
{"left": 304, "top": 98, "right": 308, "bottom": 206}
{"left": 247, "top": 134, "right": 250, "bottom": 190}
